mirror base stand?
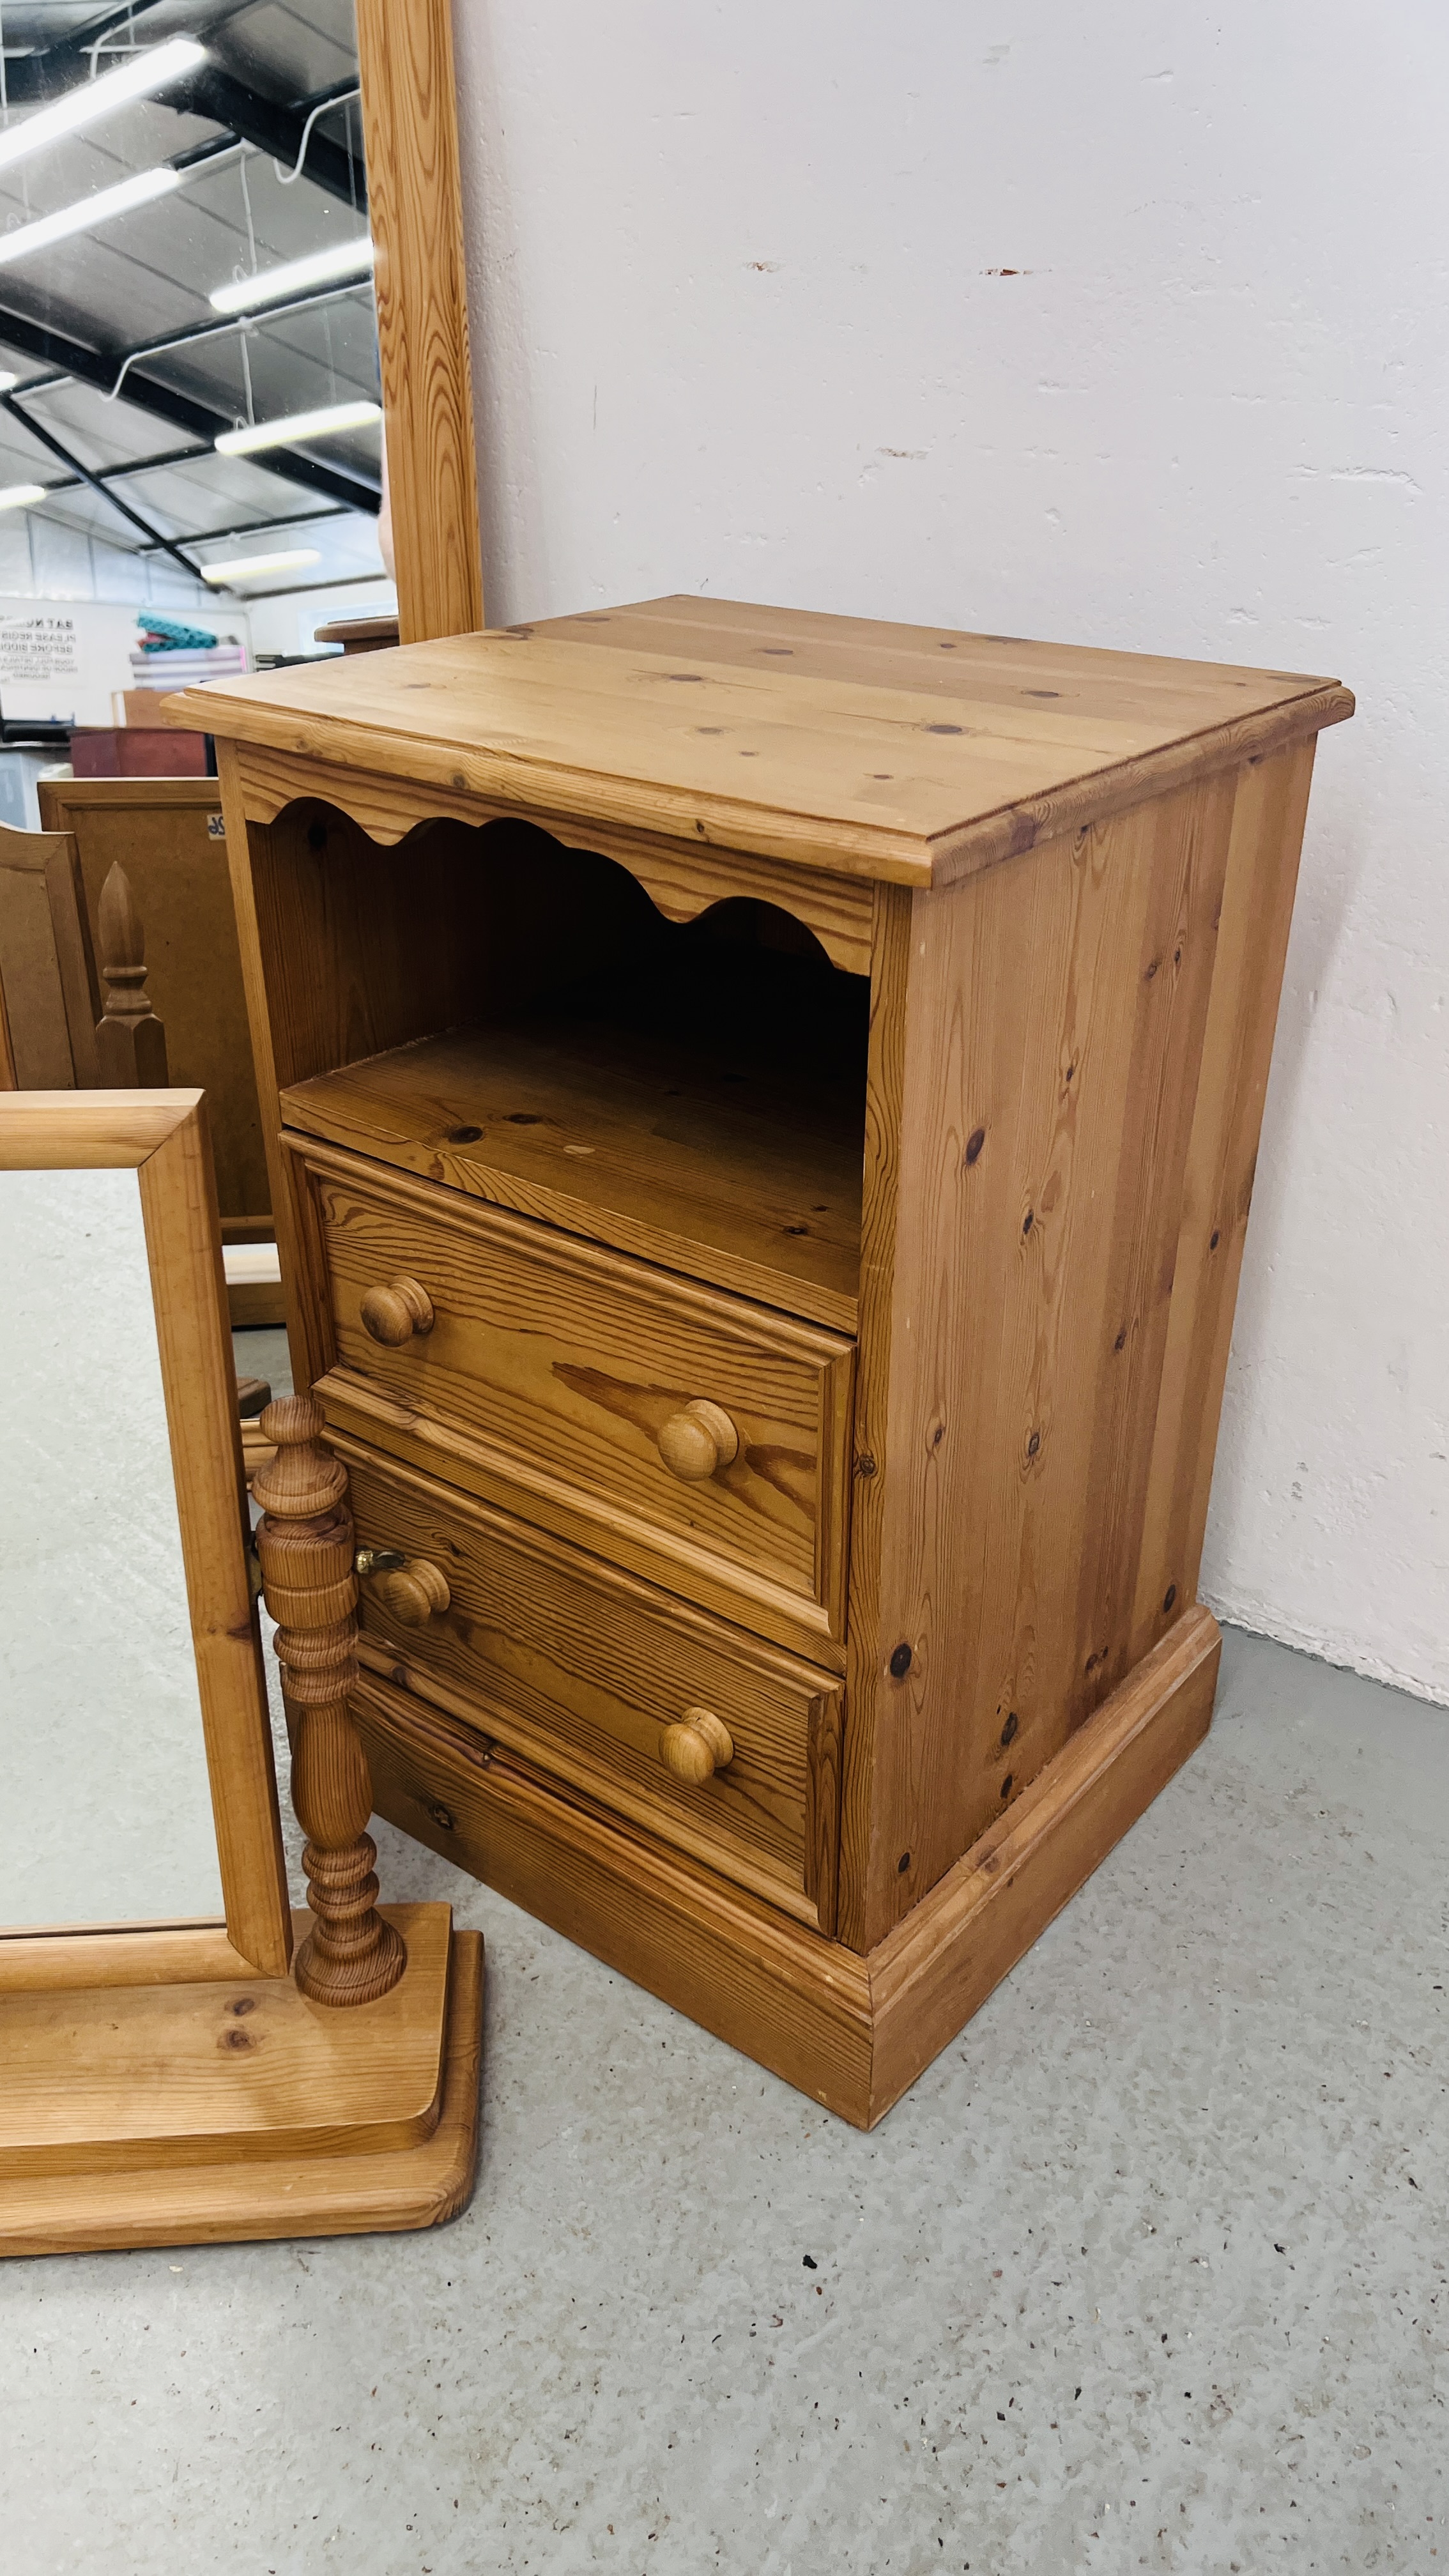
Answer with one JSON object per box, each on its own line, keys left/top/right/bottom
{"left": 0, "top": 1908, "right": 481, "bottom": 2257}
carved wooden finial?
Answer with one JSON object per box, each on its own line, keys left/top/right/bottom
{"left": 94, "top": 862, "right": 168, "bottom": 1085}
{"left": 251, "top": 1393, "right": 348, "bottom": 1520}
{"left": 254, "top": 1395, "right": 406, "bottom": 2005}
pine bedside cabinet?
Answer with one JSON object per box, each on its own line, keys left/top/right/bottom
{"left": 174, "top": 596, "right": 1353, "bottom": 2128}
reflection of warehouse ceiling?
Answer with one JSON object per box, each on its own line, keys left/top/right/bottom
{"left": 0, "top": 0, "right": 384, "bottom": 597}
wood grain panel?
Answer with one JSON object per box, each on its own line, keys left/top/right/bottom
{"left": 865, "top": 1607, "right": 1220, "bottom": 2123}
{"left": 168, "top": 595, "right": 1351, "bottom": 887}
{"left": 539, "top": 595, "right": 1330, "bottom": 728}
{"left": 38, "top": 779, "right": 270, "bottom": 1235}
{"left": 0, "top": 1906, "right": 448, "bottom": 2178}
{"left": 282, "top": 1019, "right": 863, "bottom": 1335}
{"left": 295, "top": 1139, "right": 854, "bottom": 1646}
{"left": 0, "top": 1923, "right": 482, "bottom": 2255}
{"left": 356, "top": 0, "right": 482, "bottom": 643}
{"left": 339, "top": 1436, "right": 839, "bottom": 1929}
{"left": 856, "top": 774, "right": 1242, "bottom": 1940}
{"left": 1128, "top": 739, "right": 1319, "bottom": 1648}
{"left": 1064, "top": 770, "right": 1237, "bottom": 1712}
{"left": 0, "top": 822, "right": 100, "bottom": 1088}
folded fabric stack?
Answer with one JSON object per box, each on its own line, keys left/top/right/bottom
{"left": 128, "top": 610, "right": 249, "bottom": 691}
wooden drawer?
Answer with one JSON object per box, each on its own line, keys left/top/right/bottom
{"left": 337, "top": 1435, "right": 843, "bottom": 1931}
{"left": 286, "top": 1137, "right": 854, "bottom": 1658}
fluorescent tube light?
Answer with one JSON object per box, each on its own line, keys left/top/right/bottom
{"left": 0, "top": 164, "right": 180, "bottom": 268}
{"left": 0, "top": 482, "right": 46, "bottom": 510}
{"left": 215, "top": 399, "right": 381, "bottom": 456}
{"left": 201, "top": 548, "right": 321, "bottom": 585}
{"left": 0, "top": 40, "right": 206, "bottom": 175}
{"left": 210, "top": 236, "right": 374, "bottom": 315}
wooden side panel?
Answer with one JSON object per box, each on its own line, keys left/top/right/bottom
{"left": 1128, "top": 739, "right": 1319, "bottom": 1642}
{"left": 356, "top": 0, "right": 483, "bottom": 644}
{"left": 0, "top": 824, "right": 100, "bottom": 1088}
{"left": 836, "top": 882, "right": 912, "bottom": 1948}
{"left": 38, "top": 779, "right": 268, "bottom": 1234}
{"left": 859, "top": 771, "right": 1243, "bottom": 1940}
{"left": 866, "top": 1607, "right": 1220, "bottom": 2124}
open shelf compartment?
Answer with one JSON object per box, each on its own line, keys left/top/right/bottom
{"left": 279, "top": 824, "right": 870, "bottom": 1334}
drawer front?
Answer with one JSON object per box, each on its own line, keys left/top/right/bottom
{"left": 339, "top": 1438, "right": 841, "bottom": 1931}
{"left": 289, "top": 1138, "right": 854, "bottom": 1650}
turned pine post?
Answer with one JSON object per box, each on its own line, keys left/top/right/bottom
{"left": 94, "top": 862, "right": 168, "bottom": 1084}
{"left": 252, "top": 1395, "right": 407, "bottom": 2004}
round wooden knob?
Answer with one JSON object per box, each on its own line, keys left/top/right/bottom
{"left": 378, "top": 1558, "right": 451, "bottom": 1625}
{"left": 360, "top": 1274, "right": 434, "bottom": 1347}
{"left": 659, "top": 1706, "right": 734, "bottom": 1784}
{"left": 657, "top": 1398, "right": 740, "bottom": 1483}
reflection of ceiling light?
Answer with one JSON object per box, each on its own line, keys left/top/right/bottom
{"left": 0, "top": 38, "right": 205, "bottom": 174}
{"left": 210, "top": 237, "right": 374, "bottom": 315}
{"left": 0, "top": 373, "right": 17, "bottom": 392}
{"left": 215, "top": 399, "right": 381, "bottom": 456}
{"left": 0, "top": 165, "right": 180, "bottom": 268}
{"left": 0, "top": 483, "right": 47, "bottom": 510}
{"left": 201, "top": 548, "right": 321, "bottom": 585}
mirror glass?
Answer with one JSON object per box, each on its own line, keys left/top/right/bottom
{"left": 0, "top": 1163, "right": 222, "bottom": 1929}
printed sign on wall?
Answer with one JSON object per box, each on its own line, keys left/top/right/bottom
{"left": 0, "top": 599, "right": 144, "bottom": 726}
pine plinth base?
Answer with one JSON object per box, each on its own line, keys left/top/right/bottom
{"left": 355, "top": 1608, "right": 1220, "bottom": 2131}
{"left": 0, "top": 1906, "right": 482, "bottom": 2257}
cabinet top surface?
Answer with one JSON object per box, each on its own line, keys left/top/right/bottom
{"left": 173, "top": 594, "right": 1351, "bottom": 884}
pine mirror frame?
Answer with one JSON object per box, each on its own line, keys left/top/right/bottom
{"left": 356, "top": 0, "right": 484, "bottom": 646}
{"left": 0, "top": 1087, "right": 291, "bottom": 1982}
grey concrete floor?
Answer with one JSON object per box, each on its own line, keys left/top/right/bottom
{"left": 3, "top": 1622, "right": 1445, "bottom": 2574}
{"left": 232, "top": 1322, "right": 294, "bottom": 1402}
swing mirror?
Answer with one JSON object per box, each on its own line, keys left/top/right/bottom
{"left": 0, "top": 1090, "right": 290, "bottom": 1970}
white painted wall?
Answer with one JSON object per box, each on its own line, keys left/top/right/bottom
{"left": 451, "top": 0, "right": 1448, "bottom": 1701}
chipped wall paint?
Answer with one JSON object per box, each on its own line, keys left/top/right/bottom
{"left": 452, "top": 1, "right": 1448, "bottom": 1701}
